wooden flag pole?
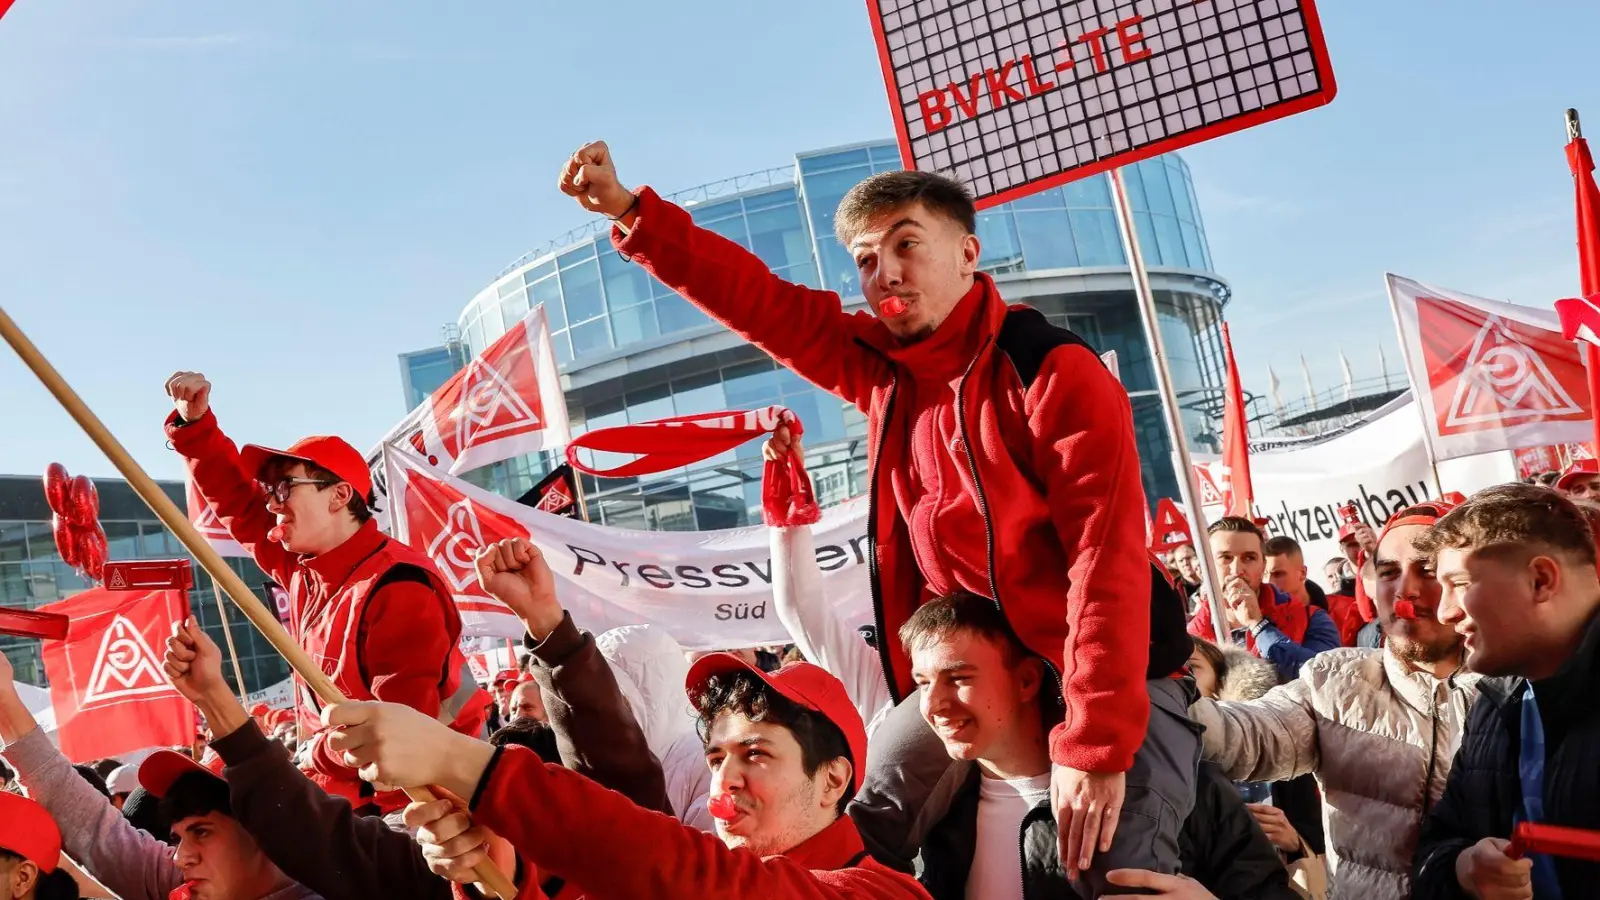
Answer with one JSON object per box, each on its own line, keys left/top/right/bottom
{"left": 210, "top": 579, "right": 250, "bottom": 706}
{"left": 0, "top": 305, "right": 518, "bottom": 900}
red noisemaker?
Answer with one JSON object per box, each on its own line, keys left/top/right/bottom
{"left": 707, "top": 793, "right": 740, "bottom": 821}
{"left": 1392, "top": 600, "right": 1418, "bottom": 621}
{"left": 1507, "top": 822, "right": 1600, "bottom": 862}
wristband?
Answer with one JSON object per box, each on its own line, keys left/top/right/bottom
{"left": 610, "top": 192, "right": 640, "bottom": 222}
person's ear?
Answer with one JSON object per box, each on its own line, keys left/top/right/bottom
{"left": 329, "top": 482, "right": 354, "bottom": 514}
{"left": 817, "top": 757, "right": 852, "bottom": 811}
{"left": 1529, "top": 554, "right": 1563, "bottom": 606}
{"left": 1016, "top": 655, "right": 1044, "bottom": 704}
{"left": 958, "top": 231, "right": 980, "bottom": 275}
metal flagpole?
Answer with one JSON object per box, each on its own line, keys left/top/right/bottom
{"left": 210, "top": 579, "right": 250, "bottom": 705}
{"left": 1107, "top": 167, "right": 1230, "bottom": 644}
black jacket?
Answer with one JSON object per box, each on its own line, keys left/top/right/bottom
{"left": 919, "top": 761, "right": 1297, "bottom": 900}
{"left": 1413, "top": 609, "right": 1600, "bottom": 899}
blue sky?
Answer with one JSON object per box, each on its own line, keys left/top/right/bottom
{"left": 1, "top": 0, "right": 1596, "bottom": 480}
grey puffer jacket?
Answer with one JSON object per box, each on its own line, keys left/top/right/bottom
{"left": 1192, "top": 646, "right": 1480, "bottom": 900}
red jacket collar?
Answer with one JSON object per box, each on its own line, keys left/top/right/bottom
{"left": 771, "top": 815, "right": 872, "bottom": 871}
{"left": 301, "top": 520, "right": 386, "bottom": 588}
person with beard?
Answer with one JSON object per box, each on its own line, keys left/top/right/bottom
{"left": 1190, "top": 498, "right": 1480, "bottom": 900}
{"left": 1170, "top": 544, "right": 1204, "bottom": 606}
{"left": 1189, "top": 518, "right": 1341, "bottom": 684}
{"left": 1412, "top": 484, "right": 1600, "bottom": 900}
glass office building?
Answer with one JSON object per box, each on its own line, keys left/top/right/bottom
{"left": 410, "top": 140, "right": 1230, "bottom": 529}
{"left": 0, "top": 475, "right": 290, "bottom": 694}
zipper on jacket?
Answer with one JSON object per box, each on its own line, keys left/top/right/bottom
{"left": 956, "top": 335, "right": 1065, "bottom": 697}
{"left": 854, "top": 339, "right": 902, "bottom": 703}
{"left": 1418, "top": 685, "right": 1442, "bottom": 831}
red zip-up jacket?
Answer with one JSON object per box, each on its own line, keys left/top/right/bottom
{"left": 615, "top": 188, "right": 1191, "bottom": 773}
{"left": 167, "top": 408, "right": 478, "bottom": 810}
{"left": 472, "top": 745, "right": 932, "bottom": 900}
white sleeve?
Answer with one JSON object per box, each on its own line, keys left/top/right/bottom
{"left": 770, "top": 524, "right": 893, "bottom": 731}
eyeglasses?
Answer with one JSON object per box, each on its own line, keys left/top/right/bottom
{"left": 261, "top": 477, "right": 337, "bottom": 505}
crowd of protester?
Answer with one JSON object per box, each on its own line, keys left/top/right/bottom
{"left": 3, "top": 144, "right": 1599, "bottom": 900}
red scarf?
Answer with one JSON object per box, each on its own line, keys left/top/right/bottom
{"left": 1192, "top": 585, "right": 1309, "bottom": 655}
{"left": 565, "top": 406, "right": 820, "bottom": 528}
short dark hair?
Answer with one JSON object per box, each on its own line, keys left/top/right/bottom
{"left": 1414, "top": 483, "right": 1597, "bottom": 568}
{"left": 490, "top": 717, "right": 561, "bottom": 764}
{"left": 1262, "top": 536, "right": 1303, "bottom": 559}
{"left": 1208, "top": 516, "right": 1265, "bottom": 547}
{"left": 0, "top": 848, "right": 80, "bottom": 900}
{"left": 261, "top": 457, "right": 374, "bottom": 524}
{"left": 73, "top": 765, "right": 110, "bottom": 799}
{"left": 159, "top": 771, "right": 231, "bottom": 830}
{"left": 693, "top": 670, "right": 854, "bottom": 815}
{"left": 898, "top": 591, "right": 1029, "bottom": 666}
{"left": 91, "top": 758, "right": 123, "bottom": 781}
{"left": 834, "top": 170, "right": 976, "bottom": 245}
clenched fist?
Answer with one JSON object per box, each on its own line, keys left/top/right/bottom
{"left": 166, "top": 371, "right": 212, "bottom": 423}
{"left": 558, "top": 141, "right": 636, "bottom": 219}
{"left": 475, "top": 538, "right": 563, "bottom": 640}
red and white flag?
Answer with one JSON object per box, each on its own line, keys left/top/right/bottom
{"left": 39, "top": 586, "right": 194, "bottom": 762}
{"left": 1555, "top": 294, "right": 1600, "bottom": 347}
{"left": 380, "top": 304, "right": 568, "bottom": 477}
{"left": 1387, "top": 274, "right": 1594, "bottom": 461}
{"left": 186, "top": 477, "right": 247, "bottom": 558}
{"left": 1220, "top": 323, "right": 1255, "bottom": 518}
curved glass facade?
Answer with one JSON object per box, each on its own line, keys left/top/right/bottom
{"left": 423, "top": 140, "right": 1228, "bottom": 529}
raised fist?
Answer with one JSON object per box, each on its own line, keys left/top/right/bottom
{"left": 558, "top": 141, "right": 636, "bottom": 218}
{"left": 474, "top": 538, "right": 563, "bottom": 640}
{"left": 165, "top": 371, "right": 212, "bottom": 422}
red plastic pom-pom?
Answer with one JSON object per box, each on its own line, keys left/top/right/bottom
{"left": 707, "top": 793, "right": 739, "bottom": 821}
{"left": 881, "top": 296, "right": 907, "bottom": 317}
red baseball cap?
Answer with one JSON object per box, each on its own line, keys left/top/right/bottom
{"left": 138, "top": 749, "right": 225, "bottom": 798}
{"left": 1557, "top": 459, "right": 1600, "bottom": 492}
{"left": 0, "top": 793, "right": 61, "bottom": 873}
{"left": 686, "top": 655, "right": 869, "bottom": 795}
{"left": 493, "top": 670, "right": 521, "bottom": 687}
{"left": 240, "top": 435, "right": 373, "bottom": 502}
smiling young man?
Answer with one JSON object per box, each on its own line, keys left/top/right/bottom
{"left": 557, "top": 141, "right": 1195, "bottom": 890}
{"left": 1412, "top": 484, "right": 1600, "bottom": 900}
{"left": 904, "top": 592, "right": 1292, "bottom": 900}
{"left": 163, "top": 372, "right": 485, "bottom": 814}
{"left": 322, "top": 657, "right": 932, "bottom": 900}
{"left": 1191, "top": 500, "right": 1479, "bottom": 900}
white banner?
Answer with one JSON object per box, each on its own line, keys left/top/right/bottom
{"left": 1387, "top": 274, "right": 1594, "bottom": 461}
{"left": 244, "top": 678, "right": 294, "bottom": 710}
{"left": 1196, "top": 393, "right": 1516, "bottom": 567}
{"left": 384, "top": 446, "right": 871, "bottom": 648}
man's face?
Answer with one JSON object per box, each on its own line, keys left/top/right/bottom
{"left": 703, "top": 714, "right": 838, "bottom": 857}
{"left": 910, "top": 630, "right": 1040, "bottom": 768}
{"left": 1435, "top": 547, "right": 1551, "bottom": 677}
{"left": 1340, "top": 523, "right": 1377, "bottom": 564}
{"left": 1324, "top": 559, "right": 1349, "bottom": 592}
{"left": 262, "top": 461, "right": 349, "bottom": 555}
{"left": 849, "top": 202, "right": 980, "bottom": 344}
{"left": 1265, "top": 552, "right": 1308, "bottom": 601}
{"left": 510, "top": 682, "right": 547, "bottom": 725}
{"left": 1171, "top": 544, "right": 1200, "bottom": 583}
{"left": 1209, "top": 530, "right": 1265, "bottom": 593}
{"left": 1563, "top": 475, "right": 1600, "bottom": 501}
{"left": 1372, "top": 525, "right": 1461, "bottom": 667}
{"left": 172, "top": 813, "right": 276, "bottom": 900}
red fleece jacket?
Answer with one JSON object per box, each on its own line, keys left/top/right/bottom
{"left": 614, "top": 187, "right": 1155, "bottom": 773}
{"left": 473, "top": 746, "right": 932, "bottom": 900}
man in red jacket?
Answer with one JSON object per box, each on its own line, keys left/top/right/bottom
{"left": 556, "top": 142, "right": 1195, "bottom": 893}
{"left": 323, "top": 654, "right": 933, "bottom": 900}
{"left": 163, "top": 372, "right": 487, "bottom": 816}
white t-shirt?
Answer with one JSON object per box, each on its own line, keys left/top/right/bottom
{"left": 965, "top": 772, "right": 1053, "bottom": 900}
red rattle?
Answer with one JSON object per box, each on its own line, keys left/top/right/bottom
{"left": 707, "top": 793, "right": 740, "bottom": 821}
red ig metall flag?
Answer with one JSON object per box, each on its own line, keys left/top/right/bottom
{"left": 39, "top": 587, "right": 193, "bottom": 763}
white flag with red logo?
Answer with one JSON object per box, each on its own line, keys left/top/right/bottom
{"left": 1387, "top": 274, "right": 1595, "bottom": 461}
{"left": 186, "top": 477, "right": 247, "bottom": 558}
{"left": 383, "top": 445, "right": 873, "bottom": 646}
{"left": 381, "top": 304, "right": 568, "bottom": 477}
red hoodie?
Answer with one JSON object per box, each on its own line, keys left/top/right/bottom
{"left": 614, "top": 188, "right": 1191, "bottom": 773}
